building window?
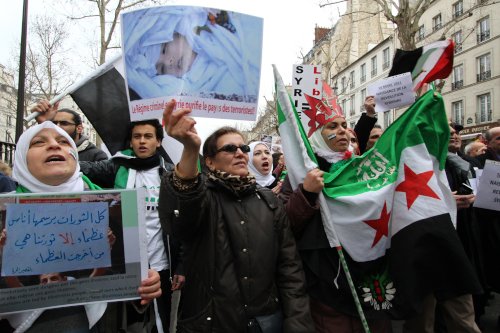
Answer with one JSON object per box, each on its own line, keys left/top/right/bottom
{"left": 341, "top": 77, "right": 346, "bottom": 92}
{"left": 382, "top": 47, "right": 390, "bottom": 70}
{"left": 453, "top": 0, "right": 463, "bottom": 18}
{"left": 383, "top": 111, "right": 392, "bottom": 127}
{"left": 417, "top": 25, "right": 425, "bottom": 41}
{"left": 341, "top": 100, "right": 347, "bottom": 114}
{"left": 476, "top": 53, "right": 491, "bottom": 82}
{"left": 349, "top": 71, "right": 355, "bottom": 89}
{"left": 452, "top": 31, "right": 462, "bottom": 53}
{"left": 477, "top": 93, "right": 491, "bottom": 123}
{"left": 371, "top": 56, "right": 377, "bottom": 77}
{"left": 360, "top": 64, "right": 366, "bottom": 83}
{"left": 350, "top": 95, "right": 355, "bottom": 116}
{"left": 451, "top": 100, "right": 464, "bottom": 125}
{"left": 432, "top": 14, "right": 442, "bottom": 31}
{"left": 477, "top": 17, "right": 490, "bottom": 43}
{"left": 452, "top": 65, "right": 463, "bottom": 90}
{"left": 6, "top": 115, "right": 13, "bottom": 127}
{"left": 360, "top": 88, "right": 366, "bottom": 112}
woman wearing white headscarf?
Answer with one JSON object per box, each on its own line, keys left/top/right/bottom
{"left": 279, "top": 100, "right": 389, "bottom": 332}
{"left": 247, "top": 141, "right": 278, "bottom": 189}
{"left": 0, "top": 122, "right": 162, "bottom": 332}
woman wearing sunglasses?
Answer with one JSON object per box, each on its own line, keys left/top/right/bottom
{"left": 159, "top": 100, "right": 314, "bottom": 333}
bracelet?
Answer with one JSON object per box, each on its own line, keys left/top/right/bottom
{"left": 172, "top": 166, "right": 199, "bottom": 192}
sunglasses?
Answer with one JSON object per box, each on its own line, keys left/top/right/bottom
{"left": 216, "top": 144, "right": 250, "bottom": 154}
{"left": 52, "top": 120, "right": 76, "bottom": 126}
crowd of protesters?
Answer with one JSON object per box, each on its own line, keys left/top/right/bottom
{"left": 0, "top": 90, "right": 498, "bottom": 333}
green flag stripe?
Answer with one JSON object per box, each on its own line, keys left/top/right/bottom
{"left": 322, "top": 90, "right": 449, "bottom": 198}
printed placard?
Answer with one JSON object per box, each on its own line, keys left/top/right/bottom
{"left": 473, "top": 160, "right": 500, "bottom": 211}
{"left": 292, "top": 64, "right": 322, "bottom": 131}
{"left": 367, "top": 73, "right": 414, "bottom": 112}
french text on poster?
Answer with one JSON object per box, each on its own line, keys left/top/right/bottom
{"left": 130, "top": 96, "right": 258, "bottom": 122}
{"left": 473, "top": 160, "right": 500, "bottom": 211}
{"left": 292, "top": 65, "right": 322, "bottom": 130}
{"left": 367, "top": 73, "right": 414, "bottom": 112}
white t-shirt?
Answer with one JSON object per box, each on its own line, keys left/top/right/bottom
{"left": 134, "top": 166, "right": 169, "bottom": 271}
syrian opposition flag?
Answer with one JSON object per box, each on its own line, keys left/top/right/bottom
{"left": 274, "top": 66, "right": 481, "bottom": 318}
{"left": 388, "top": 39, "right": 454, "bottom": 91}
{"left": 67, "top": 55, "right": 182, "bottom": 162}
{"left": 69, "top": 55, "right": 130, "bottom": 155}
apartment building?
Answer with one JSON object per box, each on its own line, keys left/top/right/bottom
{"left": 304, "top": 0, "right": 499, "bottom": 137}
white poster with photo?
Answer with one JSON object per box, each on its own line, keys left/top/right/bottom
{"left": 0, "top": 189, "right": 148, "bottom": 314}
{"left": 121, "top": 5, "right": 263, "bottom": 122}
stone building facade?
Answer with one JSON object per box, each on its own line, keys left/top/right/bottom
{"left": 304, "top": 0, "right": 499, "bottom": 138}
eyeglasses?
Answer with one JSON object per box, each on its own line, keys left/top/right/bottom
{"left": 216, "top": 144, "right": 250, "bottom": 154}
{"left": 52, "top": 120, "right": 76, "bottom": 126}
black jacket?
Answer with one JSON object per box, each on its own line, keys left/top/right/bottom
{"left": 473, "top": 148, "right": 500, "bottom": 292}
{"left": 159, "top": 172, "right": 314, "bottom": 333}
{"left": 76, "top": 135, "right": 108, "bottom": 162}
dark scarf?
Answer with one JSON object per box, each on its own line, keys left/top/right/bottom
{"left": 113, "top": 150, "right": 161, "bottom": 171}
{"left": 207, "top": 169, "right": 256, "bottom": 195}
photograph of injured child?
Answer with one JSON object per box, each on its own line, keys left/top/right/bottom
{"left": 122, "top": 6, "right": 263, "bottom": 103}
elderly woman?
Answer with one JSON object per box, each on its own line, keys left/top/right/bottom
{"left": 159, "top": 100, "right": 314, "bottom": 332}
{"left": 1, "top": 122, "right": 161, "bottom": 332}
{"left": 279, "top": 104, "right": 390, "bottom": 332}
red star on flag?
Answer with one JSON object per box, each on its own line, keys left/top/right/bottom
{"left": 395, "top": 164, "right": 440, "bottom": 209}
{"left": 364, "top": 201, "right": 391, "bottom": 248}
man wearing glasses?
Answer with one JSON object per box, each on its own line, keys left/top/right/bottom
{"left": 30, "top": 99, "right": 108, "bottom": 161}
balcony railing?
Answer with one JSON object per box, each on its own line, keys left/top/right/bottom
{"left": 0, "top": 141, "right": 16, "bottom": 166}
{"left": 477, "top": 31, "right": 490, "bottom": 43}
{"left": 477, "top": 70, "right": 491, "bottom": 82}
{"left": 433, "top": 23, "right": 442, "bottom": 32}
{"left": 451, "top": 80, "right": 463, "bottom": 90}
{"left": 452, "top": 116, "right": 464, "bottom": 125}
{"left": 477, "top": 110, "right": 492, "bottom": 123}
{"left": 454, "top": 43, "right": 462, "bottom": 53}
{"left": 453, "top": 9, "right": 463, "bottom": 18}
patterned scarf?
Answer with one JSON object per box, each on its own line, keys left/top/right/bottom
{"left": 207, "top": 169, "right": 256, "bottom": 195}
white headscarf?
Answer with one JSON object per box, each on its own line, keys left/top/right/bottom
{"left": 248, "top": 141, "right": 275, "bottom": 187}
{"left": 12, "top": 121, "right": 84, "bottom": 193}
{"left": 308, "top": 117, "right": 353, "bottom": 164}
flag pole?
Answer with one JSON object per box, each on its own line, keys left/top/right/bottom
{"left": 15, "top": 0, "right": 29, "bottom": 142}
{"left": 24, "top": 53, "right": 122, "bottom": 122}
{"left": 273, "top": 65, "right": 371, "bottom": 333}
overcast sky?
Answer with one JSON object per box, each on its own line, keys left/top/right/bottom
{"left": 0, "top": 0, "right": 346, "bottom": 137}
